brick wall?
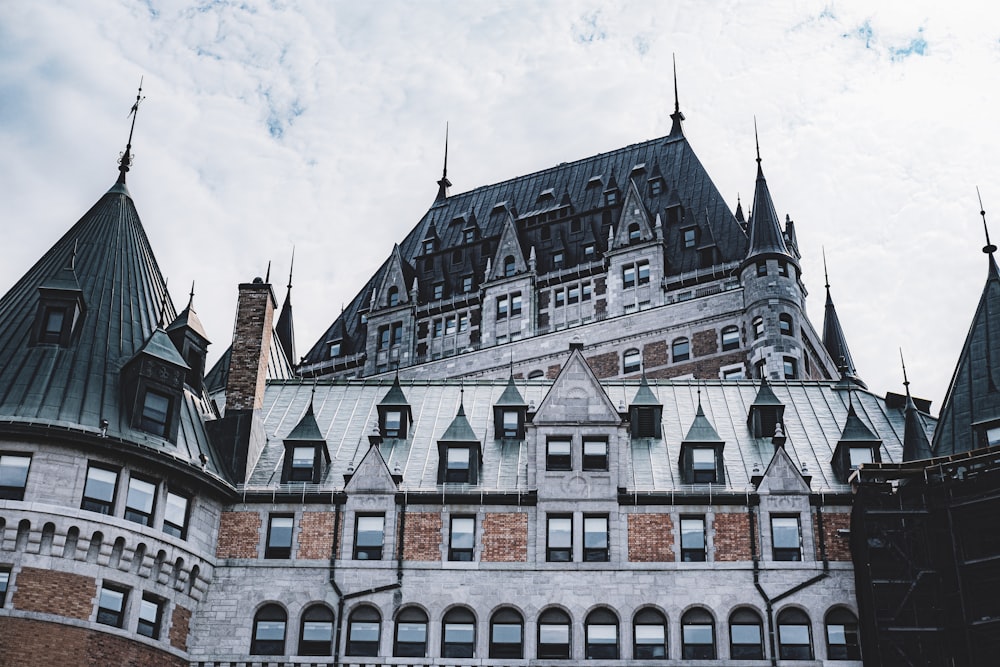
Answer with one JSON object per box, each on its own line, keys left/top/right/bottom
{"left": 714, "top": 512, "right": 756, "bottom": 561}
{"left": 12, "top": 567, "right": 95, "bottom": 619}
{"left": 215, "top": 511, "right": 261, "bottom": 559}
{"left": 225, "top": 282, "right": 276, "bottom": 411}
{"left": 586, "top": 351, "right": 619, "bottom": 379}
{"left": 169, "top": 604, "right": 192, "bottom": 650}
{"left": 297, "top": 511, "right": 336, "bottom": 560}
{"left": 646, "top": 350, "right": 746, "bottom": 380}
{"left": 628, "top": 513, "right": 675, "bottom": 562}
{"left": 816, "top": 511, "right": 852, "bottom": 561}
{"left": 642, "top": 340, "right": 668, "bottom": 368}
{"left": 481, "top": 513, "right": 528, "bottom": 562}
{"left": 402, "top": 512, "right": 441, "bottom": 561}
{"left": 546, "top": 364, "right": 562, "bottom": 379}
{"left": 692, "top": 328, "right": 718, "bottom": 357}
{"left": 0, "top": 617, "right": 186, "bottom": 667}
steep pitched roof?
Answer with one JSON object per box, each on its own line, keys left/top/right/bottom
{"left": 839, "top": 402, "right": 879, "bottom": 442}
{"left": 683, "top": 399, "right": 723, "bottom": 443}
{"left": 0, "top": 174, "right": 223, "bottom": 474}
{"left": 743, "top": 149, "right": 794, "bottom": 268}
{"left": 902, "top": 391, "right": 933, "bottom": 461}
{"left": 275, "top": 263, "right": 295, "bottom": 367}
{"left": 822, "top": 283, "right": 864, "bottom": 387}
{"left": 301, "top": 128, "right": 749, "bottom": 370}
{"left": 439, "top": 400, "right": 479, "bottom": 442}
{"left": 933, "top": 253, "right": 1000, "bottom": 455}
{"left": 495, "top": 376, "right": 527, "bottom": 407}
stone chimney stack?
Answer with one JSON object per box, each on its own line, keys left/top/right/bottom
{"left": 208, "top": 277, "right": 278, "bottom": 484}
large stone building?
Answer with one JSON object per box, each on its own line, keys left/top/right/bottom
{"left": 0, "top": 87, "right": 993, "bottom": 666}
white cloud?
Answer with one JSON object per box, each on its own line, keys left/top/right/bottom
{"left": 1, "top": 0, "right": 999, "bottom": 412}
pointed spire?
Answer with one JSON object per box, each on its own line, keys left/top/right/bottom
{"left": 979, "top": 187, "right": 997, "bottom": 256}
{"left": 683, "top": 394, "right": 723, "bottom": 443}
{"left": 440, "top": 389, "right": 479, "bottom": 442}
{"left": 900, "top": 350, "right": 933, "bottom": 461}
{"left": 275, "top": 248, "right": 296, "bottom": 366}
{"left": 821, "top": 250, "right": 865, "bottom": 388}
{"left": 734, "top": 193, "right": 745, "bottom": 224}
{"left": 743, "top": 120, "right": 794, "bottom": 269}
{"left": 436, "top": 122, "right": 452, "bottom": 201}
{"left": 668, "top": 54, "right": 685, "bottom": 139}
{"left": 117, "top": 77, "right": 145, "bottom": 184}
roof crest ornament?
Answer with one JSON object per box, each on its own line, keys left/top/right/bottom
{"left": 288, "top": 246, "right": 295, "bottom": 291}
{"left": 668, "top": 54, "right": 685, "bottom": 138}
{"left": 900, "top": 348, "right": 910, "bottom": 392}
{"left": 754, "top": 116, "right": 761, "bottom": 165}
{"left": 436, "top": 122, "right": 452, "bottom": 201}
{"left": 188, "top": 281, "right": 195, "bottom": 309}
{"left": 823, "top": 246, "right": 830, "bottom": 290}
{"left": 978, "top": 187, "right": 997, "bottom": 255}
{"left": 117, "top": 77, "right": 145, "bottom": 184}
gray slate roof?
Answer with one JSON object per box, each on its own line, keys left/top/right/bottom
{"left": 249, "top": 377, "right": 930, "bottom": 493}
{"left": 0, "top": 177, "right": 224, "bottom": 475}
{"left": 745, "top": 159, "right": 794, "bottom": 265}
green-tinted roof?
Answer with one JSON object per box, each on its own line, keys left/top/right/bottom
{"left": 439, "top": 403, "right": 479, "bottom": 442}
{"left": 683, "top": 401, "right": 723, "bottom": 443}
{"left": 495, "top": 376, "right": 527, "bottom": 407}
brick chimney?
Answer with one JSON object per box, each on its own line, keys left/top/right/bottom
{"left": 208, "top": 277, "right": 277, "bottom": 483}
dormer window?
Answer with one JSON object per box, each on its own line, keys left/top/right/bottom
{"left": 387, "top": 287, "right": 400, "bottom": 307}
{"left": 290, "top": 446, "right": 316, "bottom": 481}
{"left": 552, "top": 252, "right": 564, "bottom": 268}
{"left": 383, "top": 410, "right": 402, "bottom": 438}
{"left": 327, "top": 340, "right": 342, "bottom": 358}
{"left": 682, "top": 227, "right": 697, "bottom": 248}
{"left": 139, "top": 389, "right": 172, "bottom": 437}
{"left": 649, "top": 179, "right": 663, "bottom": 196}
{"left": 849, "top": 446, "right": 873, "bottom": 469}
{"left": 501, "top": 410, "right": 520, "bottom": 438}
{"left": 605, "top": 190, "right": 619, "bottom": 206}
{"left": 504, "top": 256, "right": 516, "bottom": 277}
{"left": 583, "top": 243, "right": 596, "bottom": 257}
{"left": 423, "top": 239, "right": 435, "bottom": 254}
{"left": 628, "top": 224, "right": 641, "bottom": 243}
{"left": 445, "top": 447, "right": 471, "bottom": 482}
{"left": 691, "top": 448, "right": 716, "bottom": 482}
{"left": 32, "top": 276, "right": 86, "bottom": 347}
{"left": 462, "top": 275, "right": 474, "bottom": 292}
{"left": 433, "top": 283, "right": 444, "bottom": 300}
{"left": 40, "top": 307, "right": 66, "bottom": 342}
{"left": 493, "top": 377, "right": 528, "bottom": 440}
{"left": 464, "top": 228, "right": 476, "bottom": 244}
{"left": 632, "top": 407, "right": 660, "bottom": 437}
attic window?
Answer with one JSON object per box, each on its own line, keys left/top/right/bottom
{"left": 383, "top": 410, "right": 402, "bottom": 438}
{"left": 504, "top": 256, "right": 516, "bottom": 277}
{"left": 628, "top": 224, "right": 641, "bottom": 243}
{"left": 290, "top": 446, "right": 316, "bottom": 481}
{"left": 444, "top": 447, "right": 471, "bottom": 483}
{"left": 691, "top": 448, "right": 717, "bottom": 483}
{"left": 584, "top": 243, "right": 596, "bottom": 257}
{"left": 327, "top": 340, "right": 342, "bottom": 358}
{"left": 683, "top": 227, "right": 697, "bottom": 248}
{"left": 604, "top": 190, "right": 619, "bottom": 207}
{"left": 649, "top": 179, "right": 663, "bottom": 196}
{"left": 632, "top": 407, "right": 660, "bottom": 438}
{"left": 538, "top": 188, "right": 555, "bottom": 201}
{"left": 492, "top": 201, "right": 508, "bottom": 213}
{"left": 464, "top": 228, "right": 476, "bottom": 244}
{"left": 848, "top": 446, "right": 873, "bottom": 470}
{"left": 423, "top": 239, "right": 435, "bottom": 254}
{"left": 587, "top": 176, "right": 603, "bottom": 189}
{"left": 139, "top": 389, "right": 172, "bottom": 438}
{"left": 41, "top": 307, "right": 66, "bottom": 342}
{"left": 387, "top": 287, "right": 400, "bottom": 307}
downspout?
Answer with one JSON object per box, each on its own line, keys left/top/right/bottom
{"left": 749, "top": 504, "right": 778, "bottom": 667}
{"left": 396, "top": 498, "right": 407, "bottom": 586}
{"left": 330, "top": 501, "right": 344, "bottom": 667}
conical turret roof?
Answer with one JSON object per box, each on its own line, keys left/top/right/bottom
{"left": 683, "top": 400, "right": 723, "bottom": 443}
{"left": 439, "top": 401, "right": 479, "bottom": 442}
{"left": 822, "top": 275, "right": 865, "bottom": 388}
{"left": 743, "top": 139, "right": 795, "bottom": 269}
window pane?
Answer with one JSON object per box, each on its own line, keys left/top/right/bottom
{"left": 692, "top": 448, "right": 714, "bottom": 468}
{"left": 0, "top": 455, "right": 30, "bottom": 489}
{"left": 492, "top": 623, "right": 521, "bottom": 643}
{"left": 451, "top": 518, "right": 474, "bottom": 549}
{"left": 303, "top": 620, "right": 332, "bottom": 641}
{"left": 445, "top": 623, "right": 474, "bottom": 642}
{"left": 269, "top": 517, "right": 293, "bottom": 546}
{"left": 256, "top": 620, "right": 285, "bottom": 640}
{"left": 584, "top": 517, "right": 608, "bottom": 547}
{"left": 683, "top": 625, "right": 712, "bottom": 644}
{"left": 351, "top": 621, "right": 379, "bottom": 641}
{"left": 356, "top": 516, "right": 384, "bottom": 546}
{"left": 584, "top": 440, "right": 607, "bottom": 456}
{"left": 826, "top": 624, "right": 846, "bottom": 644}
{"left": 126, "top": 477, "right": 156, "bottom": 517}
{"left": 140, "top": 390, "right": 170, "bottom": 434}
{"left": 397, "top": 622, "right": 426, "bottom": 642}
{"left": 85, "top": 467, "right": 117, "bottom": 503}
{"left": 588, "top": 624, "right": 616, "bottom": 642}
{"left": 549, "top": 518, "right": 572, "bottom": 547}
{"left": 772, "top": 517, "right": 800, "bottom": 548}
{"left": 540, "top": 624, "right": 569, "bottom": 643}
{"left": 849, "top": 447, "right": 873, "bottom": 468}
{"left": 732, "top": 624, "right": 761, "bottom": 644}
{"left": 164, "top": 491, "right": 188, "bottom": 532}
{"left": 447, "top": 448, "right": 470, "bottom": 467}
{"left": 635, "top": 625, "right": 664, "bottom": 643}
{"left": 779, "top": 625, "right": 810, "bottom": 645}
{"left": 681, "top": 518, "right": 705, "bottom": 549}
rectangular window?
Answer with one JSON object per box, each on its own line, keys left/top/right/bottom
{"left": 582, "top": 283, "right": 592, "bottom": 301}
{"left": 583, "top": 515, "right": 609, "bottom": 561}
{"left": 623, "top": 266, "right": 636, "bottom": 289}
{"left": 568, "top": 286, "right": 580, "bottom": 304}
{"left": 683, "top": 228, "right": 696, "bottom": 248}
{"left": 327, "top": 341, "right": 341, "bottom": 358}
{"left": 496, "top": 296, "right": 509, "bottom": 318}
{"left": 772, "top": 516, "right": 802, "bottom": 561}
{"left": 354, "top": 514, "right": 385, "bottom": 560}
{"left": 433, "top": 283, "right": 443, "bottom": 299}
{"left": 555, "top": 290, "right": 565, "bottom": 307}
{"left": 582, "top": 438, "right": 608, "bottom": 471}
{"left": 638, "top": 261, "right": 650, "bottom": 285}
{"left": 783, "top": 357, "right": 797, "bottom": 379}
{"left": 462, "top": 276, "right": 473, "bottom": 292}
{"left": 849, "top": 446, "right": 873, "bottom": 469}
{"left": 139, "top": 389, "right": 171, "bottom": 437}
{"left": 691, "top": 448, "right": 717, "bottom": 483}
{"left": 423, "top": 239, "right": 434, "bottom": 254}
{"left": 756, "top": 261, "right": 767, "bottom": 277}
{"left": 82, "top": 465, "right": 118, "bottom": 515}
{"left": 445, "top": 447, "right": 471, "bottom": 482}
{"left": 384, "top": 410, "right": 402, "bottom": 437}
{"left": 97, "top": 583, "right": 128, "bottom": 627}
{"left": 378, "top": 326, "right": 390, "bottom": 350}
{"left": 449, "top": 516, "right": 475, "bottom": 561}
{"left": 289, "top": 446, "right": 315, "bottom": 481}
{"left": 40, "top": 306, "right": 66, "bottom": 343}
{"left": 502, "top": 410, "right": 520, "bottom": 438}
{"left": 163, "top": 491, "right": 189, "bottom": 539}
{"left": 445, "top": 317, "right": 456, "bottom": 335}
{"left": 511, "top": 293, "right": 522, "bottom": 316}
{"left": 124, "top": 476, "right": 157, "bottom": 526}
{"left": 391, "top": 322, "right": 403, "bottom": 346}
{"left": 137, "top": 593, "right": 163, "bottom": 639}
{"left": 0, "top": 453, "right": 31, "bottom": 500}
{"left": 778, "top": 260, "right": 789, "bottom": 277}
{"left": 464, "top": 229, "right": 475, "bottom": 244}
{"left": 547, "top": 515, "right": 573, "bottom": 562}
{"left": 680, "top": 517, "right": 706, "bottom": 562}
{"left": 458, "top": 313, "right": 469, "bottom": 332}
{"left": 265, "top": 514, "right": 294, "bottom": 559}
{"left": 433, "top": 320, "right": 443, "bottom": 338}
{"left": 722, "top": 327, "right": 740, "bottom": 351}
{"left": 650, "top": 179, "right": 663, "bottom": 196}
{"left": 722, "top": 367, "right": 745, "bottom": 380}
{"left": 0, "top": 566, "right": 9, "bottom": 608}
{"left": 584, "top": 243, "right": 596, "bottom": 257}
{"left": 546, "top": 438, "right": 571, "bottom": 471}
{"left": 552, "top": 252, "right": 564, "bottom": 268}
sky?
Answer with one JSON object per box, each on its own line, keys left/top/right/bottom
{"left": 1, "top": 0, "right": 999, "bottom": 413}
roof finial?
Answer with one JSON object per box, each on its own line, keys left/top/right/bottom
{"left": 673, "top": 53, "right": 680, "bottom": 115}
{"left": 900, "top": 348, "right": 910, "bottom": 391}
{"left": 754, "top": 116, "right": 761, "bottom": 165}
{"left": 287, "top": 246, "right": 295, "bottom": 290}
{"left": 978, "top": 187, "right": 997, "bottom": 255}
{"left": 823, "top": 246, "right": 830, "bottom": 290}
{"left": 668, "top": 55, "right": 685, "bottom": 138}
{"left": 188, "top": 280, "right": 195, "bottom": 309}
{"left": 265, "top": 260, "right": 271, "bottom": 284}
{"left": 436, "top": 122, "right": 452, "bottom": 201}
{"left": 117, "top": 77, "right": 145, "bottom": 183}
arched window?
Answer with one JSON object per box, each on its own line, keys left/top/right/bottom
{"left": 489, "top": 607, "right": 524, "bottom": 659}
{"left": 681, "top": 608, "right": 715, "bottom": 659}
{"left": 779, "top": 313, "right": 793, "bottom": 336}
{"left": 672, "top": 338, "right": 690, "bottom": 363}
{"left": 528, "top": 370, "right": 545, "bottom": 379}
{"left": 585, "top": 607, "right": 619, "bottom": 659}
{"left": 251, "top": 604, "right": 286, "bottom": 656}
{"left": 825, "top": 608, "right": 860, "bottom": 660}
{"left": 721, "top": 325, "right": 740, "bottom": 351}
{"left": 729, "top": 608, "right": 764, "bottom": 659}
{"left": 299, "top": 604, "right": 334, "bottom": 656}
{"left": 347, "top": 605, "right": 381, "bottom": 656}
{"left": 387, "top": 286, "right": 399, "bottom": 307}
{"left": 394, "top": 606, "right": 428, "bottom": 657}
{"left": 777, "top": 608, "right": 813, "bottom": 660}
{"left": 504, "top": 256, "right": 516, "bottom": 277}
{"left": 628, "top": 223, "right": 641, "bottom": 242}
{"left": 442, "top": 607, "right": 476, "bottom": 658}
{"left": 623, "top": 348, "right": 641, "bottom": 374}
{"left": 633, "top": 608, "right": 667, "bottom": 659}
{"left": 537, "top": 608, "right": 571, "bottom": 659}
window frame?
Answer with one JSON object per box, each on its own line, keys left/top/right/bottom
{"left": 96, "top": 582, "right": 129, "bottom": 628}
{"left": 783, "top": 356, "right": 798, "bottom": 379}
{"left": 672, "top": 338, "right": 690, "bottom": 363}
{"left": 633, "top": 608, "right": 668, "bottom": 659}
{"left": 394, "top": 606, "right": 428, "bottom": 657}
{"left": 137, "top": 592, "right": 164, "bottom": 639}
{"left": 582, "top": 438, "right": 608, "bottom": 471}
{"left": 771, "top": 515, "right": 802, "bottom": 561}
{"left": 81, "top": 464, "right": 119, "bottom": 515}
{"left": 546, "top": 515, "right": 573, "bottom": 562}
{"left": 585, "top": 608, "right": 619, "bottom": 659}
{"left": 449, "top": 515, "right": 475, "bottom": 562}
{"left": 504, "top": 256, "right": 516, "bottom": 277}
{"left": 825, "top": 608, "right": 861, "bottom": 660}
{"left": 251, "top": 603, "right": 287, "bottom": 656}
{"left": 139, "top": 387, "right": 172, "bottom": 438}
{"left": 680, "top": 516, "right": 707, "bottom": 562}
{"left": 777, "top": 608, "right": 814, "bottom": 660}
{"left": 0, "top": 452, "right": 31, "bottom": 501}
{"left": 163, "top": 490, "right": 189, "bottom": 540}
{"left": 537, "top": 608, "right": 572, "bottom": 659}
{"left": 347, "top": 606, "right": 381, "bottom": 656}
{"left": 721, "top": 325, "right": 740, "bottom": 351}
{"left": 583, "top": 514, "right": 609, "bottom": 562}
{"left": 299, "top": 604, "right": 335, "bottom": 657}
{"left": 546, "top": 438, "right": 572, "bottom": 471}
{"left": 691, "top": 447, "right": 717, "bottom": 483}
{"left": 442, "top": 607, "right": 476, "bottom": 658}
{"left": 623, "top": 348, "right": 641, "bottom": 374}
{"left": 729, "top": 608, "right": 765, "bottom": 659}
{"left": 123, "top": 474, "right": 157, "bottom": 526}
{"left": 779, "top": 313, "right": 793, "bottom": 336}
{"left": 489, "top": 607, "right": 524, "bottom": 659}
{"left": 353, "top": 514, "right": 385, "bottom": 561}
{"left": 0, "top": 565, "right": 10, "bottom": 609}
{"left": 623, "top": 265, "right": 636, "bottom": 289}
{"left": 444, "top": 446, "right": 472, "bottom": 483}
{"left": 681, "top": 608, "right": 716, "bottom": 660}
{"left": 265, "top": 514, "right": 294, "bottom": 559}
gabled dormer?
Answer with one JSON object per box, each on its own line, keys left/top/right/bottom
{"left": 678, "top": 397, "right": 725, "bottom": 484}
{"left": 612, "top": 179, "right": 654, "bottom": 249}
{"left": 166, "top": 292, "right": 211, "bottom": 392}
{"left": 533, "top": 346, "right": 621, "bottom": 426}
{"left": 754, "top": 445, "right": 811, "bottom": 494}
{"left": 437, "top": 398, "right": 482, "bottom": 484}
{"left": 747, "top": 377, "right": 785, "bottom": 439}
{"left": 375, "top": 245, "right": 411, "bottom": 310}
{"left": 647, "top": 162, "right": 666, "bottom": 198}
{"left": 281, "top": 399, "right": 331, "bottom": 484}
{"left": 377, "top": 376, "right": 413, "bottom": 439}
{"left": 344, "top": 440, "right": 400, "bottom": 492}
{"left": 120, "top": 327, "right": 189, "bottom": 443}
{"left": 603, "top": 175, "right": 621, "bottom": 208}
{"left": 493, "top": 376, "right": 528, "bottom": 439}
{"left": 628, "top": 376, "right": 662, "bottom": 438}
{"left": 32, "top": 264, "right": 86, "bottom": 347}
{"left": 421, "top": 221, "right": 439, "bottom": 255}
{"left": 489, "top": 212, "right": 528, "bottom": 281}
{"left": 831, "top": 401, "right": 882, "bottom": 482}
